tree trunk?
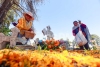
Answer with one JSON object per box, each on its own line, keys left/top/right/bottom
{"left": 0, "top": 0, "right": 13, "bottom": 25}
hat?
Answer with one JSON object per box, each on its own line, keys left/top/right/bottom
{"left": 23, "top": 11, "right": 34, "bottom": 20}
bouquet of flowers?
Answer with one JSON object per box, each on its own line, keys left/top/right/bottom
{"left": 37, "top": 39, "right": 60, "bottom": 50}
{"left": 45, "top": 39, "right": 60, "bottom": 50}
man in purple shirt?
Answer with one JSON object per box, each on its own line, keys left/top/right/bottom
{"left": 72, "top": 21, "right": 90, "bottom": 50}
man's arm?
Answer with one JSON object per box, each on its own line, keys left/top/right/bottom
{"left": 81, "top": 23, "right": 86, "bottom": 28}
{"left": 81, "top": 24, "right": 91, "bottom": 40}
{"left": 72, "top": 27, "right": 80, "bottom": 36}
{"left": 80, "top": 24, "right": 87, "bottom": 36}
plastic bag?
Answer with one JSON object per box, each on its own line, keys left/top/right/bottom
{"left": 26, "top": 40, "right": 31, "bottom": 45}
{"left": 75, "top": 30, "right": 87, "bottom": 46}
{"left": 89, "top": 43, "right": 93, "bottom": 50}
{"left": 17, "top": 37, "right": 27, "bottom": 44}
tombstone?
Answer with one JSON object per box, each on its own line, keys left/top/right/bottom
{"left": 0, "top": 33, "right": 7, "bottom": 49}
{"left": 33, "top": 38, "right": 39, "bottom": 49}
{"left": 15, "top": 45, "right": 35, "bottom": 50}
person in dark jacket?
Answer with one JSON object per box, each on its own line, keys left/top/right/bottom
{"left": 72, "top": 21, "right": 90, "bottom": 50}
{"left": 78, "top": 20, "right": 90, "bottom": 50}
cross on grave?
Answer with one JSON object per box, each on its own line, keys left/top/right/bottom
{"left": 0, "top": 27, "right": 20, "bottom": 49}
{"left": 42, "top": 26, "right": 54, "bottom": 40}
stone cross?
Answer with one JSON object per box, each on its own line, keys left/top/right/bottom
{"left": 0, "top": 27, "right": 20, "bottom": 49}
{"left": 42, "top": 26, "right": 54, "bottom": 40}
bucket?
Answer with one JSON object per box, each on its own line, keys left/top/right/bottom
{"left": 25, "top": 31, "right": 35, "bottom": 39}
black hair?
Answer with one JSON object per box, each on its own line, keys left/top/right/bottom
{"left": 73, "top": 21, "right": 77, "bottom": 23}
{"left": 78, "top": 20, "right": 81, "bottom": 22}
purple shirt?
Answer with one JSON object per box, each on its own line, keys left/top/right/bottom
{"left": 72, "top": 23, "right": 86, "bottom": 36}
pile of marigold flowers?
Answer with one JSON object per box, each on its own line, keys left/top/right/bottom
{"left": 69, "top": 50, "right": 100, "bottom": 58}
{"left": 0, "top": 49, "right": 100, "bottom": 67}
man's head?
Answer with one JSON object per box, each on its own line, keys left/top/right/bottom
{"left": 78, "top": 20, "right": 82, "bottom": 24}
{"left": 23, "top": 12, "right": 34, "bottom": 21}
{"left": 73, "top": 21, "right": 78, "bottom": 26}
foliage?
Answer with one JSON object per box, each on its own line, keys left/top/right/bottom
{"left": 0, "top": 26, "right": 11, "bottom": 36}
{"left": 91, "top": 34, "right": 100, "bottom": 45}
{"left": 92, "top": 46, "right": 97, "bottom": 50}
{"left": 91, "top": 34, "right": 100, "bottom": 40}
{"left": 0, "top": 0, "right": 43, "bottom": 25}
{"left": 1, "top": 10, "right": 16, "bottom": 28}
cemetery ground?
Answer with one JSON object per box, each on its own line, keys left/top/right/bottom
{"left": 0, "top": 37, "right": 100, "bottom": 67}
{"left": 0, "top": 26, "right": 100, "bottom": 67}
{"left": 1, "top": 0, "right": 100, "bottom": 67}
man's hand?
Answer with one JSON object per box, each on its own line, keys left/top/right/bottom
{"left": 12, "top": 22, "right": 17, "bottom": 26}
{"left": 73, "top": 33, "right": 75, "bottom": 36}
{"left": 31, "top": 31, "right": 34, "bottom": 33}
{"left": 28, "top": 28, "right": 32, "bottom": 31}
{"left": 31, "top": 31, "right": 36, "bottom": 36}
{"left": 82, "top": 32, "right": 86, "bottom": 36}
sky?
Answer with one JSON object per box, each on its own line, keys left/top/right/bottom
{"left": 9, "top": 0, "right": 100, "bottom": 43}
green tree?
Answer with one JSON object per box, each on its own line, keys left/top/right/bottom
{"left": 0, "top": 0, "right": 43, "bottom": 26}
{"left": 1, "top": 10, "right": 16, "bottom": 28}
{"left": 0, "top": 10, "right": 15, "bottom": 36}
{"left": 0, "top": 26, "right": 11, "bottom": 36}
{"left": 91, "top": 34, "right": 100, "bottom": 46}
{"left": 60, "top": 38, "right": 64, "bottom": 40}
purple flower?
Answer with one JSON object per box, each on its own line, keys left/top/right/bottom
{"left": 59, "top": 40, "right": 64, "bottom": 44}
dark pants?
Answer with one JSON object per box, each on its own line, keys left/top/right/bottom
{"left": 79, "top": 36, "right": 90, "bottom": 50}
